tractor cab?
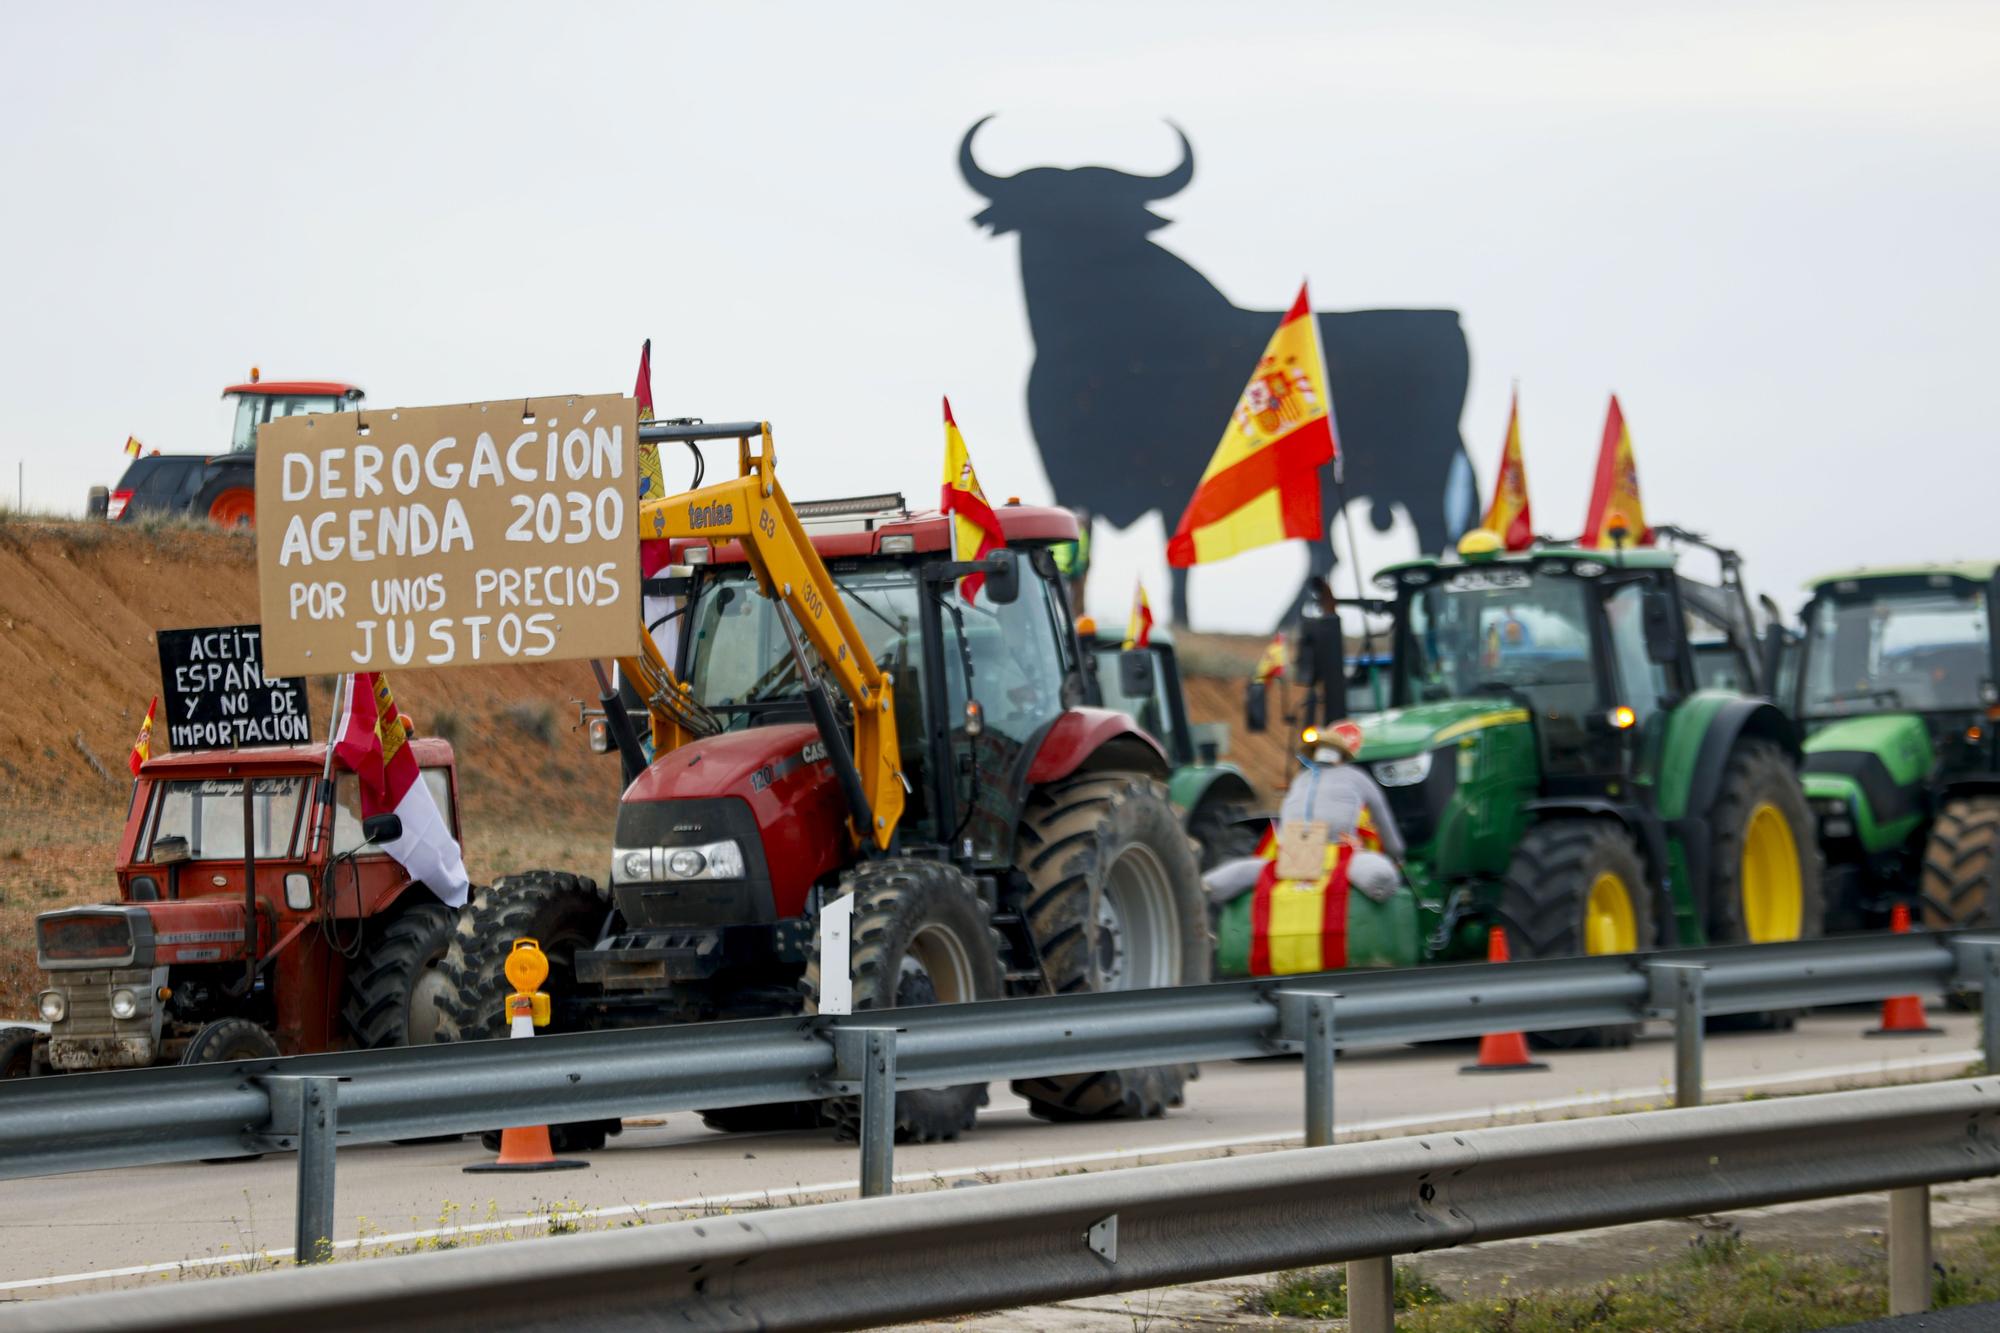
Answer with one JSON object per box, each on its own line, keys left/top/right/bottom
{"left": 220, "top": 375, "right": 366, "bottom": 454}
{"left": 1787, "top": 563, "right": 2000, "bottom": 929}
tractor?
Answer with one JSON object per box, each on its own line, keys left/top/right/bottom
{"left": 1775, "top": 563, "right": 2000, "bottom": 932}
{"left": 1085, "top": 629, "right": 1261, "bottom": 868}
{"left": 89, "top": 371, "right": 364, "bottom": 529}
{"left": 1, "top": 741, "right": 461, "bottom": 1079}
{"left": 1218, "top": 529, "right": 1823, "bottom": 1042}
{"left": 436, "top": 422, "right": 1210, "bottom": 1142}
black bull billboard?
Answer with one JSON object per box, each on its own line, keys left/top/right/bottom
{"left": 959, "top": 117, "right": 1475, "bottom": 624}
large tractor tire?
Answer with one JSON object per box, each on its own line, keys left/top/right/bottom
{"left": 0, "top": 1027, "right": 38, "bottom": 1078}
{"left": 1496, "top": 818, "right": 1656, "bottom": 1048}
{"left": 803, "top": 858, "right": 1003, "bottom": 1144}
{"left": 1920, "top": 796, "right": 2000, "bottom": 928}
{"left": 1009, "top": 774, "right": 1210, "bottom": 1122}
{"left": 344, "top": 900, "right": 457, "bottom": 1049}
{"left": 1705, "top": 740, "right": 1825, "bottom": 947}
{"left": 193, "top": 475, "right": 256, "bottom": 529}
{"left": 436, "top": 870, "right": 624, "bottom": 1153}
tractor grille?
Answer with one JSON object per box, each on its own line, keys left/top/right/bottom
{"left": 45, "top": 967, "right": 158, "bottom": 1071}
{"left": 611, "top": 797, "right": 776, "bottom": 928}
{"left": 1377, "top": 753, "right": 1457, "bottom": 848}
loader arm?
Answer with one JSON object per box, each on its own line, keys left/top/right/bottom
{"left": 636, "top": 423, "right": 904, "bottom": 852}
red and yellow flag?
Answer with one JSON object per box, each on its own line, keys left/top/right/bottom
{"left": 1254, "top": 633, "right": 1287, "bottom": 683}
{"left": 1580, "top": 394, "right": 1653, "bottom": 549}
{"left": 634, "top": 338, "right": 666, "bottom": 505}
{"left": 1123, "top": 581, "right": 1154, "bottom": 649}
{"left": 1481, "top": 389, "right": 1533, "bottom": 551}
{"left": 1168, "top": 282, "right": 1337, "bottom": 567}
{"left": 941, "top": 397, "right": 1005, "bottom": 601}
{"left": 127, "top": 696, "right": 156, "bottom": 776}
{"left": 123, "top": 435, "right": 142, "bottom": 459}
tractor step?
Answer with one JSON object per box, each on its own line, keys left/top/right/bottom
{"left": 989, "top": 911, "right": 1047, "bottom": 991}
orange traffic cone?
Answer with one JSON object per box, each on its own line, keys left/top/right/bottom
{"left": 1461, "top": 927, "right": 1551, "bottom": 1074}
{"left": 466, "top": 941, "right": 590, "bottom": 1173}
{"left": 1866, "top": 905, "right": 1944, "bottom": 1038}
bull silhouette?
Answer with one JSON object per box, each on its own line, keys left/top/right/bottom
{"left": 959, "top": 117, "right": 1474, "bottom": 625}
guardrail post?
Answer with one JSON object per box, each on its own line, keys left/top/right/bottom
{"left": 1647, "top": 962, "right": 1706, "bottom": 1108}
{"left": 253, "top": 1074, "right": 343, "bottom": 1264}
{"left": 1278, "top": 991, "right": 1340, "bottom": 1148}
{"left": 832, "top": 1026, "right": 899, "bottom": 1198}
{"left": 1974, "top": 942, "right": 2000, "bottom": 1074}
{"left": 1347, "top": 1255, "right": 1395, "bottom": 1333}
{"left": 1888, "top": 1185, "right": 1932, "bottom": 1315}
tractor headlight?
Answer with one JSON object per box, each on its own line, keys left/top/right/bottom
{"left": 109, "top": 989, "right": 139, "bottom": 1020}
{"left": 1373, "top": 752, "right": 1433, "bottom": 788}
{"left": 611, "top": 840, "right": 747, "bottom": 884}
{"left": 36, "top": 991, "right": 66, "bottom": 1023}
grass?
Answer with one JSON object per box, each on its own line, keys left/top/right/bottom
{"left": 1252, "top": 1223, "right": 2000, "bottom": 1331}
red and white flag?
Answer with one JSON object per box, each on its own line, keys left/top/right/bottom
{"left": 333, "top": 673, "right": 470, "bottom": 908}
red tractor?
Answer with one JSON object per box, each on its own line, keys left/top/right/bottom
{"left": 89, "top": 371, "right": 365, "bottom": 529}
{"left": 437, "top": 423, "right": 1210, "bottom": 1142}
{"left": 3, "top": 741, "right": 461, "bottom": 1078}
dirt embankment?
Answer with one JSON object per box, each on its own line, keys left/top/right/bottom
{"left": 0, "top": 517, "right": 622, "bottom": 1012}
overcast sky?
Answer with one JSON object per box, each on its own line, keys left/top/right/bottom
{"left": 2, "top": 1, "right": 1994, "bottom": 631}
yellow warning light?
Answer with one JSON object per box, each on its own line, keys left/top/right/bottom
{"left": 1075, "top": 615, "right": 1098, "bottom": 637}
{"left": 1302, "top": 726, "right": 1321, "bottom": 746}
{"left": 249, "top": 366, "right": 260, "bottom": 384}
{"left": 504, "top": 938, "right": 550, "bottom": 994}
{"left": 1457, "top": 529, "right": 1503, "bottom": 560}
{"left": 1609, "top": 705, "right": 1638, "bottom": 730}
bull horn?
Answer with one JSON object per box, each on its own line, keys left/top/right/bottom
{"left": 1136, "top": 122, "right": 1195, "bottom": 200}
{"left": 958, "top": 115, "right": 1009, "bottom": 197}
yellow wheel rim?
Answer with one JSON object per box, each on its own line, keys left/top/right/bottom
{"left": 1585, "top": 871, "right": 1638, "bottom": 955}
{"left": 1741, "top": 802, "right": 1804, "bottom": 942}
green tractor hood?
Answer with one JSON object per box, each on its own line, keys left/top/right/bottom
{"left": 1801, "top": 713, "right": 1932, "bottom": 853}
{"left": 1351, "top": 698, "right": 1530, "bottom": 761}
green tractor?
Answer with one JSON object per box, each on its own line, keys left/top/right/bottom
{"left": 1775, "top": 563, "right": 2000, "bottom": 931}
{"left": 1087, "top": 632, "right": 1262, "bottom": 869}
{"left": 1218, "top": 530, "right": 1824, "bottom": 1021}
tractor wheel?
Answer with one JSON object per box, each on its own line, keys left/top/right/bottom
{"left": 194, "top": 476, "right": 256, "bottom": 529}
{"left": 1704, "top": 739, "right": 1824, "bottom": 1031}
{"left": 1706, "top": 740, "right": 1825, "bottom": 946}
{"left": 1009, "top": 774, "right": 1210, "bottom": 1122}
{"left": 803, "top": 858, "right": 1002, "bottom": 1144}
{"left": 344, "top": 899, "right": 457, "bottom": 1049}
{"left": 437, "top": 870, "right": 624, "bottom": 1153}
{"left": 181, "top": 1017, "right": 281, "bottom": 1065}
{"left": 1187, "top": 796, "right": 1259, "bottom": 872}
{"left": 1497, "top": 819, "right": 1656, "bottom": 1048}
{"left": 1920, "top": 796, "right": 2000, "bottom": 928}
{"left": 0, "top": 1027, "right": 38, "bottom": 1078}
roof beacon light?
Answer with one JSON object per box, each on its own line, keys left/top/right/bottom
{"left": 249, "top": 366, "right": 260, "bottom": 383}
{"left": 1457, "top": 530, "right": 1503, "bottom": 561}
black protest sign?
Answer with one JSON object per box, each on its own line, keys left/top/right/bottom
{"left": 156, "top": 625, "right": 312, "bottom": 751}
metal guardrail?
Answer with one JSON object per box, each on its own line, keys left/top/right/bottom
{"left": 20, "top": 1078, "right": 2000, "bottom": 1332}
{"left": 3, "top": 931, "right": 1997, "bottom": 1269}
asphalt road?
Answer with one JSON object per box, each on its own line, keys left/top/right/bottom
{"left": 0, "top": 1011, "right": 1980, "bottom": 1303}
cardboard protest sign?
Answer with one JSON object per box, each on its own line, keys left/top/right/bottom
{"left": 157, "top": 623, "right": 311, "bottom": 750}
{"left": 255, "top": 395, "right": 641, "bottom": 675}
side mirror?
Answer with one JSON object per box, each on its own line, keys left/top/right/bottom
{"left": 1642, "top": 589, "right": 1679, "bottom": 665}
{"left": 981, "top": 549, "right": 1020, "bottom": 605}
{"left": 362, "top": 812, "right": 403, "bottom": 845}
{"left": 1245, "top": 680, "right": 1268, "bottom": 733}
{"left": 1117, "top": 649, "right": 1154, "bottom": 698}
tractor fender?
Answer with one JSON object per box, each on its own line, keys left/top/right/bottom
{"left": 1656, "top": 695, "right": 1797, "bottom": 930}
{"left": 1942, "top": 775, "right": 2000, "bottom": 801}
{"left": 1025, "top": 707, "right": 1169, "bottom": 786}
{"left": 1522, "top": 796, "right": 1673, "bottom": 928}
{"left": 1168, "top": 763, "right": 1256, "bottom": 817}
{"left": 1680, "top": 697, "right": 1799, "bottom": 822}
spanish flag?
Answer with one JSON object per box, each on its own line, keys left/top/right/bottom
{"left": 1123, "top": 581, "right": 1154, "bottom": 649}
{"left": 1481, "top": 389, "right": 1533, "bottom": 551}
{"left": 941, "top": 397, "right": 1005, "bottom": 601}
{"left": 123, "top": 435, "right": 142, "bottom": 459}
{"left": 334, "top": 674, "right": 469, "bottom": 908}
{"left": 1168, "top": 282, "right": 1337, "bottom": 568}
{"left": 1254, "top": 633, "right": 1287, "bottom": 684}
{"left": 634, "top": 339, "right": 666, "bottom": 504}
{"left": 127, "top": 696, "right": 156, "bottom": 776}
{"left": 1580, "top": 395, "right": 1653, "bottom": 549}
